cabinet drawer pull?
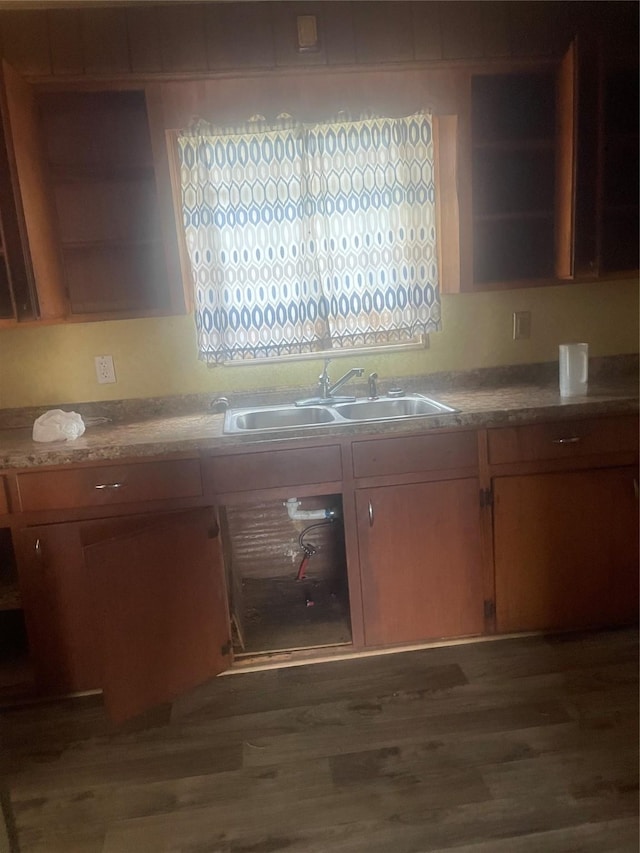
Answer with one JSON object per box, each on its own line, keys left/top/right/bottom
{"left": 34, "top": 537, "right": 41, "bottom": 556}
{"left": 94, "top": 482, "right": 124, "bottom": 490}
{"left": 552, "top": 436, "right": 581, "bottom": 445}
{"left": 368, "top": 500, "right": 374, "bottom": 527}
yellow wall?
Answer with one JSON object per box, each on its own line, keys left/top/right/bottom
{"left": 0, "top": 278, "right": 637, "bottom": 409}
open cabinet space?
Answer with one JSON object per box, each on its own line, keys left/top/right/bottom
{"left": 0, "top": 609, "right": 34, "bottom": 704}
{"left": 0, "top": 527, "right": 35, "bottom": 702}
{"left": 222, "top": 495, "right": 352, "bottom": 658}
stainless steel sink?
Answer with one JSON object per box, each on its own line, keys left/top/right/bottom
{"left": 333, "top": 396, "right": 456, "bottom": 420}
{"left": 226, "top": 405, "right": 339, "bottom": 433}
{"left": 223, "top": 394, "right": 458, "bottom": 434}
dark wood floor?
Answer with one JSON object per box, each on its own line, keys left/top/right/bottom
{"left": 1, "top": 628, "right": 638, "bottom": 852}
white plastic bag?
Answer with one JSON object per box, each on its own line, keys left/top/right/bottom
{"left": 32, "top": 410, "right": 86, "bottom": 442}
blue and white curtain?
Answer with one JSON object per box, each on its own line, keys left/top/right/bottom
{"left": 178, "top": 112, "right": 441, "bottom": 363}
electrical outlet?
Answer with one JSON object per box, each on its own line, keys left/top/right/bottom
{"left": 512, "top": 311, "right": 531, "bottom": 340}
{"left": 94, "top": 355, "right": 116, "bottom": 384}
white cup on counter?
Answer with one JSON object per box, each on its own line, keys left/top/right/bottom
{"left": 559, "top": 342, "right": 589, "bottom": 398}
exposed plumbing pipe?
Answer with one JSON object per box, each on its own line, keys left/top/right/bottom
{"left": 284, "top": 498, "right": 338, "bottom": 521}
{"left": 296, "top": 519, "right": 335, "bottom": 583}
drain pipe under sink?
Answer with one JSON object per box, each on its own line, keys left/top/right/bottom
{"left": 284, "top": 498, "right": 338, "bottom": 521}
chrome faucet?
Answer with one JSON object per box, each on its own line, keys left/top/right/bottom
{"left": 317, "top": 358, "right": 364, "bottom": 399}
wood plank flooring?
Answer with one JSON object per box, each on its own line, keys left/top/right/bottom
{"left": 1, "top": 628, "right": 638, "bottom": 852}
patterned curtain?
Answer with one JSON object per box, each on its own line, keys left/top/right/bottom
{"left": 178, "top": 113, "right": 441, "bottom": 363}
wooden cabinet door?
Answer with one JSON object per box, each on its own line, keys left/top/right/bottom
{"left": 0, "top": 60, "right": 66, "bottom": 320}
{"left": 494, "top": 466, "right": 639, "bottom": 633}
{"left": 0, "top": 111, "right": 35, "bottom": 322}
{"left": 357, "top": 478, "right": 484, "bottom": 647}
{"left": 17, "top": 508, "right": 231, "bottom": 721}
{"left": 84, "top": 507, "right": 231, "bottom": 723}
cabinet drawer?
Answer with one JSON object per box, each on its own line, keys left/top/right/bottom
{"left": 205, "top": 445, "right": 342, "bottom": 494}
{"left": 352, "top": 431, "right": 478, "bottom": 479}
{"left": 16, "top": 459, "right": 202, "bottom": 512}
{"left": 488, "top": 416, "right": 639, "bottom": 465}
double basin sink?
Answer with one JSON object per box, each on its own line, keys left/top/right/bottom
{"left": 224, "top": 394, "right": 458, "bottom": 434}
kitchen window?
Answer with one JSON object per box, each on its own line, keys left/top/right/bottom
{"left": 176, "top": 112, "right": 442, "bottom": 364}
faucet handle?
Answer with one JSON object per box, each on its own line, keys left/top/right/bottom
{"left": 317, "top": 358, "right": 332, "bottom": 397}
{"left": 368, "top": 372, "right": 379, "bottom": 400}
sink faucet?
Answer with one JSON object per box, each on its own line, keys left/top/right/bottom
{"left": 318, "top": 358, "right": 364, "bottom": 399}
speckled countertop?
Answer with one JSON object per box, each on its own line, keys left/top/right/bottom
{"left": 0, "top": 366, "right": 637, "bottom": 470}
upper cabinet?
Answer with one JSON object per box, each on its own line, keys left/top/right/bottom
{"left": 38, "top": 89, "right": 176, "bottom": 318}
{"left": 470, "top": 71, "right": 557, "bottom": 287}
{"left": 0, "top": 3, "right": 636, "bottom": 314}
{"left": 556, "top": 36, "right": 639, "bottom": 283}
{"left": 469, "top": 34, "right": 638, "bottom": 291}
{"left": 0, "top": 62, "right": 188, "bottom": 323}
{"left": 600, "top": 63, "right": 639, "bottom": 274}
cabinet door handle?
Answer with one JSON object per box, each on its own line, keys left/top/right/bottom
{"left": 368, "top": 500, "right": 374, "bottom": 527}
{"left": 634, "top": 478, "right": 638, "bottom": 500}
{"left": 34, "top": 538, "right": 42, "bottom": 557}
{"left": 552, "top": 436, "right": 581, "bottom": 445}
{"left": 94, "top": 482, "right": 124, "bottom": 490}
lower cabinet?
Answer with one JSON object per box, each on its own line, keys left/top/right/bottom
{"left": 493, "top": 466, "right": 639, "bottom": 633}
{"left": 17, "top": 507, "right": 231, "bottom": 722}
{"left": 356, "top": 477, "right": 485, "bottom": 646}
{"left": 5, "top": 417, "right": 637, "bottom": 721}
